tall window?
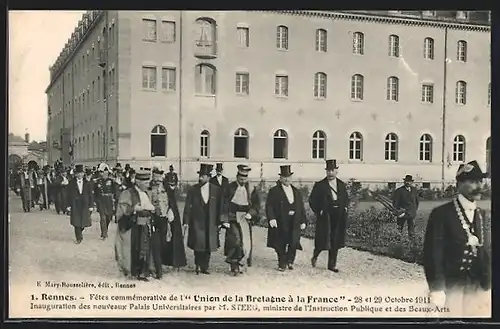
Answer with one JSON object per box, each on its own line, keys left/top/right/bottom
{"left": 424, "top": 37, "right": 434, "bottom": 60}
{"left": 233, "top": 128, "right": 249, "bottom": 159}
{"left": 236, "top": 73, "right": 249, "bottom": 95}
{"left": 316, "top": 29, "right": 327, "bottom": 52}
{"left": 275, "top": 75, "right": 289, "bottom": 97}
{"left": 160, "top": 20, "right": 176, "bottom": 42}
{"left": 195, "top": 64, "right": 216, "bottom": 95}
{"left": 91, "top": 133, "right": 95, "bottom": 158}
{"left": 97, "top": 76, "right": 101, "bottom": 101}
{"left": 237, "top": 27, "right": 249, "bottom": 48}
{"left": 488, "top": 82, "right": 491, "bottom": 105}
{"left": 419, "top": 134, "right": 433, "bottom": 162}
{"left": 314, "top": 72, "right": 327, "bottom": 98}
{"left": 200, "top": 130, "right": 210, "bottom": 158}
{"left": 142, "top": 19, "right": 157, "bottom": 42}
{"left": 388, "top": 34, "right": 400, "bottom": 57}
{"left": 277, "top": 25, "right": 288, "bottom": 50}
{"left": 453, "top": 135, "right": 466, "bottom": 162}
{"left": 457, "top": 40, "right": 467, "bottom": 62}
{"left": 353, "top": 32, "right": 364, "bottom": 55}
{"left": 312, "top": 130, "right": 326, "bottom": 159}
{"left": 455, "top": 80, "right": 467, "bottom": 105}
{"left": 150, "top": 125, "right": 167, "bottom": 157}
{"left": 384, "top": 133, "right": 398, "bottom": 161}
{"left": 162, "top": 67, "right": 176, "bottom": 91}
{"left": 273, "top": 129, "right": 288, "bottom": 159}
{"left": 421, "top": 84, "right": 434, "bottom": 103}
{"left": 351, "top": 74, "right": 364, "bottom": 100}
{"left": 387, "top": 76, "right": 399, "bottom": 101}
{"left": 349, "top": 132, "right": 363, "bottom": 160}
{"left": 92, "top": 81, "right": 95, "bottom": 103}
{"left": 486, "top": 137, "right": 491, "bottom": 174}
{"left": 142, "top": 66, "right": 157, "bottom": 89}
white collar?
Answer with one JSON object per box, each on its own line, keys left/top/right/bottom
{"left": 458, "top": 194, "right": 477, "bottom": 211}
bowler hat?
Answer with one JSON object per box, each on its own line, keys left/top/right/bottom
{"left": 75, "top": 164, "right": 84, "bottom": 173}
{"left": 237, "top": 164, "right": 251, "bottom": 177}
{"left": 279, "top": 165, "right": 293, "bottom": 177}
{"left": 197, "top": 163, "right": 213, "bottom": 176}
{"left": 216, "top": 163, "right": 223, "bottom": 172}
{"left": 403, "top": 175, "right": 414, "bottom": 182}
{"left": 456, "top": 160, "right": 488, "bottom": 182}
{"left": 325, "top": 159, "right": 339, "bottom": 170}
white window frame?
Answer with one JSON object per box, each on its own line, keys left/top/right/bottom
{"left": 419, "top": 134, "right": 433, "bottom": 162}
{"left": 275, "top": 75, "right": 289, "bottom": 97}
{"left": 273, "top": 129, "right": 288, "bottom": 159}
{"left": 455, "top": 81, "right": 467, "bottom": 105}
{"left": 387, "top": 76, "right": 399, "bottom": 101}
{"left": 314, "top": 72, "right": 327, "bottom": 98}
{"left": 142, "top": 18, "right": 157, "bottom": 42}
{"left": 312, "top": 130, "right": 326, "bottom": 159}
{"left": 235, "top": 72, "right": 249, "bottom": 95}
{"left": 457, "top": 40, "right": 467, "bottom": 62}
{"left": 384, "top": 133, "right": 398, "bottom": 161}
{"left": 424, "top": 37, "right": 434, "bottom": 60}
{"left": 349, "top": 132, "right": 363, "bottom": 161}
{"left": 142, "top": 66, "right": 157, "bottom": 90}
{"left": 351, "top": 74, "right": 364, "bottom": 100}
{"left": 421, "top": 83, "right": 434, "bottom": 103}
{"left": 453, "top": 135, "right": 466, "bottom": 162}
{"left": 276, "top": 25, "right": 288, "bottom": 50}
{"left": 315, "top": 29, "right": 327, "bottom": 52}
{"left": 200, "top": 130, "right": 210, "bottom": 158}
{"left": 353, "top": 32, "right": 364, "bottom": 55}
{"left": 388, "top": 34, "right": 400, "bottom": 57}
{"left": 161, "top": 67, "right": 176, "bottom": 91}
{"left": 237, "top": 26, "right": 249, "bottom": 48}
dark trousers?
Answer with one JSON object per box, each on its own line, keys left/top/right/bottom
{"left": 276, "top": 243, "right": 297, "bottom": 269}
{"left": 38, "top": 185, "right": 47, "bottom": 209}
{"left": 31, "top": 187, "right": 38, "bottom": 207}
{"left": 99, "top": 214, "right": 113, "bottom": 238}
{"left": 55, "top": 188, "right": 68, "bottom": 214}
{"left": 313, "top": 247, "right": 340, "bottom": 269}
{"left": 397, "top": 216, "right": 415, "bottom": 239}
{"left": 21, "top": 191, "right": 30, "bottom": 212}
{"left": 74, "top": 226, "right": 85, "bottom": 242}
{"left": 194, "top": 251, "right": 211, "bottom": 272}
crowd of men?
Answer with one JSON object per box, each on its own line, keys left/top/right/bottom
{"left": 10, "top": 157, "right": 491, "bottom": 316}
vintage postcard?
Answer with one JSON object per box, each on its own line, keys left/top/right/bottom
{"left": 8, "top": 10, "right": 491, "bottom": 319}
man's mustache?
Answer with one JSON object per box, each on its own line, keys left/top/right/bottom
{"left": 470, "top": 189, "right": 482, "bottom": 195}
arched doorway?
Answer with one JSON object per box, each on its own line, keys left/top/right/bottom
{"left": 27, "top": 160, "right": 39, "bottom": 171}
{"left": 486, "top": 137, "right": 491, "bottom": 174}
{"left": 8, "top": 154, "right": 22, "bottom": 171}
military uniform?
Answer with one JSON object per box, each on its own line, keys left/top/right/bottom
{"left": 95, "top": 175, "right": 117, "bottom": 239}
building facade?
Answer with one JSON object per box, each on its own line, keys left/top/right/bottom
{"left": 46, "top": 10, "right": 491, "bottom": 186}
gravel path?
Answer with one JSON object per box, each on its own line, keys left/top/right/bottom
{"left": 9, "top": 193, "right": 440, "bottom": 318}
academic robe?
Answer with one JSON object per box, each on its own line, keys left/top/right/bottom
{"left": 308, "top": 177, "right": 349, "bottom": 250}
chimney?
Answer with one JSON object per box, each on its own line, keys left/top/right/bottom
{"left": 24, "top": 132, "right": 30, "bottom": 143}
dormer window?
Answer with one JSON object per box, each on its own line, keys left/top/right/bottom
{"left": 422, "top": 11, "right": 436, "bottom": 17}
{"left": 456, "top": 11, "right": 468, "bottom": 19}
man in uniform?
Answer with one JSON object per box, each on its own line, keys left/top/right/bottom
{"left": 95, "top": 164, "right": 116, "bottom": 240}
{"left": 54, "top": 168, "right": 70, "bottom": 215}
{"left": 392, "top": 174, "right": 420, "bottom": 240}
{"left": 166, "top": 165, "right": 179, "bottom": 189}
{"left": 265, "top": 165, "right": 307, "bottom": 272}
{"left": 424, "top": 160, "right": 491, "bottom": 316}
{"left": 183, "top": 164, "right": 225, "bottom": 275}
{"left": 308, "top": 159, "right": 349, "bottom": 273}
{"left": 223, "top": 165, "right": 260, "bottom": 275}
{"left": 36, "top": 167, "right": 49, "bottom": 210}
{"left": 67, "top": 165, "right": 95, "bottom": 244}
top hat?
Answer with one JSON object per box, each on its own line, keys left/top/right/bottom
{"left": 215, "top": 163, "right": 223, "bottom": 172}
{"left": 403, "top": 175, "right": 414, "bottom": 182}
{"left": 75, "top": 164, "right": 84, "bottom": 173}
{"left": 85, "top": 168, "right": 92, "bottom": 175}
{"left": 125, "top": 164, "right": 131, "bottom": 170}
{"left": 237, "top": 164, "right": 251, "bottom": 177}
{"left": 116, "top": 163, "right": 122, "bottom": 168}
{"left": 197, "top": 163, "right": 213, "bottom": 176}
{"left": 136, "top": 168, "right": 151, "bottom": 181}
{"left": 279, "top": 165, "right": 293, "bottom": 177}
{"left": 456, "top": 160, "right": 488, "bottom": 181}
{"left": 325, "top": 159, "right": 339, "bottom": 170}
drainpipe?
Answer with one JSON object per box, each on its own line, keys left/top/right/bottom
{"left": 441, "top": 26, "right": 448, "bottom": 191}
{"left": 178, "top": 11, "right": 183, "bottom": 180}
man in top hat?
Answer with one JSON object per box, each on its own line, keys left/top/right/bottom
{"left": 392, "top": 174, "right": 420, "bottom": 240}
{"left": 54, "top": 167, "right": 71, "bottom": 215}
{"left": 67, "top": 165, "right": 95, "bottom": 244}
{"left": 222, "top": 164, "right": 260, "bottom": 275}
{"left": 16, "top": 164, "right": 33, "bottom": 213}
{"left": 423, "top": 160, "right": 491, "bottom": 316}
{"left": 210, "top": 163, "right": 229, "bottom": 195}
{"left": 95, "top": 165, "right": 117, "bottom": 240}
{"left": 265, "top": 165, "right": 307, "bottom": 272}
{"left": 166, "top": 165, "right": 179, "bottom": 189}
{"left": 183, "top": 163, "right": 225, "bottom": 274}
{"left": 308, "top": 159, "right": 349, "bottom": 273}
{"left": 36, "top": 167, "right": 49, "bottom": 211}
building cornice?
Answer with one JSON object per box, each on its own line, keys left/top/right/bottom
{"left": 277, "top": 10, "right": 490, "bottom": 32}
{"left": 45, "top": 10, "right": 106, "bottom": 94}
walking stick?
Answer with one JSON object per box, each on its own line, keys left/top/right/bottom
{"left": 366, "top": 191, "right": 406, "bottom": 218}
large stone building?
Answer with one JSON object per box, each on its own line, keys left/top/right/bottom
{"left": 46, "top": 10, "right": 491, "bottom": 186}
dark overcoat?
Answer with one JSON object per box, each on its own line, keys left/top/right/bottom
{"left": 183, "top": 183, "right": 223, "bottom": 252}
{"left": 308, "top": 178, "right": 349, "bottom": 250}
{"left": 392, "top": 185, "right": 420, "bottom": 219}
{"left": 423, "top": 200, "right": 491, "bottom": 292}
{"left": 68, "top": 179, "right": 94, "bottom": 228}
{"left": 265, "top": 182, "right": 306, "bottom": 250}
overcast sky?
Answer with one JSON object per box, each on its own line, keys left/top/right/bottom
{"left": 9, "top": 11, "right": 85, "bottom": 141}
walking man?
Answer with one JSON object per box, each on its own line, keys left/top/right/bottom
{"left": 308, "top": 159, "right": 349, "bottom": 273}
{"left": 424, "top": 161, "right": 491, "bottom": 316}
{"left": 265, "top": 165, "right": 307, "bottom": 272}
{"left": 183, "top": 164, "right": 225, "bottom": 275}
{"left": 67, "top": 165, "right": 95, "bottom": 244}
{"left": 392, "top": 174, "right": 420, "bottom": 240}
{"left": 95, "top": 165, "right": 116, "bottom": 240}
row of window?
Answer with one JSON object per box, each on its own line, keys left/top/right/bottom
{"left": 143, "top": 125, "right": 481, "bottom": 163}
{"left": 140, "top": 65, "right": 491, "bottom": 105}
{"left": 67, "top": 127, "right": 115, "bottom": 161}
{"left": 141, "top": 17, "right": 474, "bottom": 64}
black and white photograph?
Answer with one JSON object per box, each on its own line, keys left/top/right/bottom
{"left": 8, "top": 10, "right": 491, "bottom": 319}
